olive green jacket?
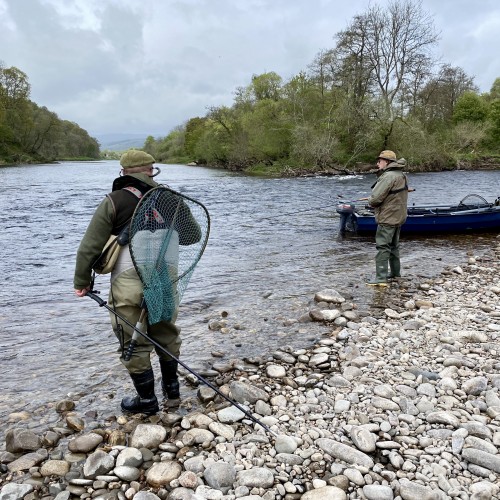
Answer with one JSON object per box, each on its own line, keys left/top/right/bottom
{"left": 368, "top": 159, "right": 408, "bottom": 226}
{"left": 74, "top": 173, "right": 157, "bottom": 289}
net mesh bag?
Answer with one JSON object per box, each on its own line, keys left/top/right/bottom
{"left": 129, "top": 186, "right": 210, "bottom": 324}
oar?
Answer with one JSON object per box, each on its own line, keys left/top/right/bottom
{"left": 86, "top": 291, "right": 278, "bottom": 437}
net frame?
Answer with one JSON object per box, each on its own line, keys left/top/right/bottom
{"left": 128, "top": 185, "right": 210, "bottom": 324}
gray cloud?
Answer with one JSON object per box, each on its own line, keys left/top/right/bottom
{"left": 1, "top": 0, "right": 499, "bottom": 138}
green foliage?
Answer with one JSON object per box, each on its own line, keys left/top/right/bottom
{"left": 484, "top": 99, "right": 500, "bottom": 147}
{"left": 143, "top": 2, "right": 500, "bottom": 173}
{"left": 453, "top": 92, "right": 489, "bottom": 124}
{"left": 0, "top": 64, "right": 99, "bottom": 163}
{"left": 487, "top": 78, "right": 500, "bottom": 101}
{"left": 184, "top": 117, "right": 207, "bottom": 159}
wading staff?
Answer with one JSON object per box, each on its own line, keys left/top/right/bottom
{"left": 86, "top": 291, "right": 278, "bottom": 438}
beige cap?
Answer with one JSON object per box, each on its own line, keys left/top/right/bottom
{"left": 377, "top": 150, "right": 397, "bottom": 162}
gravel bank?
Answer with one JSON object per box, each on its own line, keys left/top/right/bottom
{"left": 1, "top": 237, "right": 500, "bottom": 500}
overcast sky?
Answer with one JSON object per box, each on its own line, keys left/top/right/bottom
{"left": 1, "top": 0, "right": 499, "bottom": 140}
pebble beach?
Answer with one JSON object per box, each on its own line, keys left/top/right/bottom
{"left": 1, "top": 236, "right": 500, "bottom": 500}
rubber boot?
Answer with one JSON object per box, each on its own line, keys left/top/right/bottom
{"left": 388, "top": 255, "right": 401, "bottom": 279}
{"left": 159, "top": 359, "right": 180, "bottom": 399}
{"left": 121, "top": 368, "right": 159, "bottom": 415}
{"left": 366, "top": 256, "right": 389, "bottom": 286}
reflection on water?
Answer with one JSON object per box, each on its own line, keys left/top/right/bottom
{"left": 0, "top": 162, "right": 499, "bottom": 431}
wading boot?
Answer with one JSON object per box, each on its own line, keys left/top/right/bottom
{"left": 366, "top": 256, "right": 389, "bottom": 286}
{"left": 388, "top": 255, "right": 401, "bottom": 280}
{"left": 387, "top": 273, "right": 401, "bottom": 280}
{"left": 159, "top": 359, "right": 180, "bottom": 400}
{"left": 121, "top": 368, "right": 159, "bottom": 415}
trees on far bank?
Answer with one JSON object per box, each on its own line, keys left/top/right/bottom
{"left": 0, "top": 62, "right": 99, "bottom": 164}
{"left": 146, "top": 0, "right": 499, "bottom": 173}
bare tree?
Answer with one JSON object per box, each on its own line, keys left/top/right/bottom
{"left": 416, "top": 64, "right": 477, "bottom": 125}
{"left": 335, "top": 0, "right": 439, "bottom": 147}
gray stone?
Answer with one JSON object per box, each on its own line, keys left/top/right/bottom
{"left": 167, "top": 487, "right": 197, "bottom": 499}
{"left": 0, "top": 483, "right": 34, "bottom": 500}
{"left": 462, "top": 377, "right": 488, "bottom": 396}
{"left": 203, "top": 462, "right": 236, "bottom": 493}
{"left": 194, "top": 485, "right": 223, "bottom": 499}
{"left": 266, "top": 364, "right": 286, "bottom": 378}
{"left": 183, "top": 456, "right": 205, "bottom": 474}
{"left": 208, "top": 421, "right": 235, "bottom": 440}
{"left": 237, "top": 467, "right": 274, "bottom": 488}
{"left": 146, "top": 461, "right": 182, "bottom": 488}
{"left": 40, "top": 460, "right": 70, "bottom": 477}
{"left": 5, "top": 429, "right": 41, "bottom": 453}
{"left": 7, "top": 452, "right": 46, "bottom": 472}
{"left": 178, "top": 470, "right": 199, "bottom": 489}
{"left": 182, "top": 428, "right": 215, "bottom": 446}
{"left": 274, "top": 435, "right": 298, "bottom": 454}
{"left": 55, "top": 400, "right": 75, "bottom": 412}
{"left": 462, "top": 448, "right": 500, "bottom": 473}
{"left": 362, "top": 485, "right": 394, "bottom": 500}
{"left": 301, "top": 486, "right": 347, "bottom": 500}
{"left": 350, "top": 426, "right": 377, "bottom": 453}
{"left": 426, "top": 411, "right": 460, "bottom": 427}
{"left": 217, "top": 406, "right": 246, "bottom": 424}
{"left": 399, "top": 478, "right": 447, "bottom": 500}
{"left": 198, "top": 386, "right": 217, "bottom": 403}
{"left": 371, "top": 396, "right": 400, "bottom": 411}
{"left": 133, "top": 493, "right": 161, "bottom": 500}
{"left": 53, "top": 492, "right": 71, "bottom": 500}
{"left": 464, "top": 436, "right": 498, "bottom": 455}
{"left": 459, "top": 422, "right": 492, "bottom": 440}
{"left": 309, "top": 353, "right": 329, "bottom": 367}
{"left": 83, "top": 450, "right": 115, "bottom": 478}
{"left": 275, "top": 453, "right": 303, "bottom": 465}
{"left": 255, "top": 400, "right": 272, "bottom": 416}
{"left": 230, "top": 381, "right": 269, "bottom": 403}
{"left": 66, "top": 414, "right": 85, "bottom": 432}
{"left": 469, "top": 481, "right": 499, "bottom": 499}
{"left": 68, "top": 432, "right": 103, "bottom": 453}
{"left": 316, "top": 438, "right": 374, "bottom": 468}
{"left": 113, "top": 465, "right": 141, "bottom": 481}
{"left": 130, "top": 424, "right": 167, "bottom": 449}
{"left": 116, "top": 447, "right": 143, "bottom": 467}
{"left": 314, "top": 289, "right": 345, "bottom": 304}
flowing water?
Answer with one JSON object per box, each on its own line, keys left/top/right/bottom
{"left": 0, "top": 161, "right": 499, "bottom": 435}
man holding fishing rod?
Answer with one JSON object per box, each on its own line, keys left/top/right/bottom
{"left": 73, "top": 150, "right": 195, "bottom": 415}
{"left": 365, "top": 150, "right": 409, "bottom": 286}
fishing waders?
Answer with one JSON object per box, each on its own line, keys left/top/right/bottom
{"left": 367, "top": 224, "right": 401, "bottom": 286}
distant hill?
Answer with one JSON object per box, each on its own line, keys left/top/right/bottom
{"left": 96, "top": 133, "right": 148, "bottom": 151}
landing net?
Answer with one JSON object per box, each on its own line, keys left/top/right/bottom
{"left": 129, "top": 186, "right": 210, "bottom": 324}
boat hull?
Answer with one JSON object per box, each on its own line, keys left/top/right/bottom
{"left": 355, "top": 210, "right": 500, "bottom": 234}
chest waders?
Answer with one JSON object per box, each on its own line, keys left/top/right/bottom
{"left": 86, "top": 187, "right": 278, "bottom": 436}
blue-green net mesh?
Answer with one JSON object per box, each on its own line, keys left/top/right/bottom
{"left": 129, "top": 186, "right": 210, "bottom": 324}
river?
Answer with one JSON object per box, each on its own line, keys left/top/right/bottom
{"left": 0, "top": 161, "right": 499, "bottom": 437}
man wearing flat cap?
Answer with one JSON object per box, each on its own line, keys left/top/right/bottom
{"left": 74, "top": 149, "right": 183, "bottom": 415}
{"left": 366, "top": 150, "right": 409, "bottom": 286}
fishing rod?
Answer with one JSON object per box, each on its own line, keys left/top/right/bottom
{"left": 336, "top": 188, "right": 415, "bottom": 205}
{"left": 86, "top": 291, "right": 278, "bottom": 438}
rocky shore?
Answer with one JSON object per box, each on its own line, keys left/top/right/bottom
{"left": 1, "top": 238, "right": 500, "bottom": 500}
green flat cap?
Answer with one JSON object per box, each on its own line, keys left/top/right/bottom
{"left": 120, "top": 150, "right": 156, "bottom": 168}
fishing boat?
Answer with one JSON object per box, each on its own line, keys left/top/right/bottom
{"left": 337, "top": 194, "right": 500, "bottom": 235}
